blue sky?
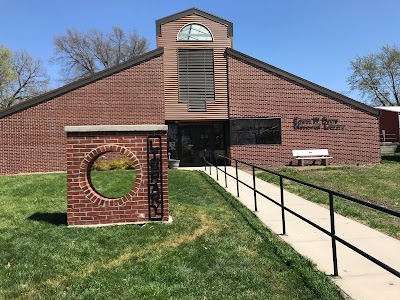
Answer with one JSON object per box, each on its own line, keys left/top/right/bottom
{"left": 1, "top": 0, "right": 400, "bottom": 101}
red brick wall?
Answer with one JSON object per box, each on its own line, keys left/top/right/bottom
{"left": 227, "top": 56, "right": 381, "bottom": 166}
{"left": 66, "top": 131, "right": 169, "bottom": 226}
{"left": 0, "top": 56, "right": 164, "bottom": 175}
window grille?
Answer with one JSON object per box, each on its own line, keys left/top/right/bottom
{"left": 177, "top": 24, "right": 213, "bottom": 41}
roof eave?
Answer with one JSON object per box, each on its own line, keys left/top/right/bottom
{"left": 0, "top": 48, "right": 164, "bottom": 119}
{"left": 156, "top": 7, "right": 233, "bottom": 37}
{"left": 225, "top": 48, "right": 379, "bottom": 116}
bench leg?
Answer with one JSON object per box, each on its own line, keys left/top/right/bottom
{"left": 322, "top": 158, "right": 327, "bottom": 166}
{"left": 298, "top": 160, "right": 304, "bottom": 167}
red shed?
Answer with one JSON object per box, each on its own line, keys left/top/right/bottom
{"left": 376, "top": 107, "right": 400, "bottom": 143}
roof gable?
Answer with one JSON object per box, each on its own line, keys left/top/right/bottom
{"left": 225, "top": 48, "right": 379, "bottom": 116}
{"left": 156, "top": 8, "right": 233, "bottom": 37}
{"left": 0, "top": 48, "right": 164, "bottom": 119}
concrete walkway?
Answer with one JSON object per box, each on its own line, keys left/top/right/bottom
{"left": 182, "top": 166, "right": 400, "bottom": 300}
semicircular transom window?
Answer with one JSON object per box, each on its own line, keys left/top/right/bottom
{"left": 178, "top": 24, "right": 213, "bottom": 41}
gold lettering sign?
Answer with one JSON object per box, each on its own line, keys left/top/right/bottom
{"left": 293, "top": 117, "right": 345, "bottom": 130}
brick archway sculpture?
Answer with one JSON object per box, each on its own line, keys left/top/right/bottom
{"left": 65, "top": 125, "right": 169, "bottom": 227}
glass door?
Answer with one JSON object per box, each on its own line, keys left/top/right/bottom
{"left": 177, "top": 122, "right": 226, "bottom": 167}
{"left": 179, "top": 126, "right": 196, "bottom": 166}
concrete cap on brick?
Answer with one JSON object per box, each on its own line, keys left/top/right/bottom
{"left": 64, "top": 125, "right": 168, "bottom": 132}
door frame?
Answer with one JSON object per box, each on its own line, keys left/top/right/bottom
{"left": 175, "top": 122, "right": 227, "bottom": 167}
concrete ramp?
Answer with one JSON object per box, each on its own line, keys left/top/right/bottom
{"left": 184, "top": 166, "right": 400, "bottom": 300}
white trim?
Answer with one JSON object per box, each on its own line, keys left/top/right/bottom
{"left": 375, "top": 106, "right": 400, "bottom": 113}
{"left": 292, "top": 149, "right": 329, "bottom": 157}
{"left": 65, "top": 125, "right": 168, "bottom": 132}
{"left": 176, "top": 23, "right": 214, "bottom": 41}
{"left": 68, "top": 216, "right": 173, "bottom": 228}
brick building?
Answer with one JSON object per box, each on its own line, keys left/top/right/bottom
{"left": 0, "top": 8, "right": 380, "bottom": 175}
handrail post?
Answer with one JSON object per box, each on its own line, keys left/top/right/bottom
{"left": 216, "top": 154, "right": 219, "bottom": 181}
{"left": 209, "top": 151, "right": 211, "bottom": 175}
{"left": 204, "top": 149, "right": 206, "bottom": 171}
{"left": 235, "top": 160, "right": 239, "bottom": 197}
{"left": 224, "top": 157, "right": 227, "bottom": 187}
{"left": 329, "top": 192, "right": 339, "bottom": 276}
{"left": 253, "top": 166, "right": 257, "bottom": 211}
{"left": 280, "top": 176, "right": 286, "bottom": 235}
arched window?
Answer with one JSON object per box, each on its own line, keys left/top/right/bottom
{"left": 177, "top": 24, "right": 213, "bottom": 41}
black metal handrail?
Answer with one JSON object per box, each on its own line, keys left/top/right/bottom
{"left": 203, "top": 151, "right": 400, "bottom": 278}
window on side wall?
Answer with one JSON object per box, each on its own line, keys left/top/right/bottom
{"left": 230, "top": 118, "right": 282, "bottom": 145}
{"left": 178, "top": 49, "right": 215, "bottom": 112}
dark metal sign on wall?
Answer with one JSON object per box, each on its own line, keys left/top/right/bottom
{"left": 293, "top": 117, "right": 345, "bottom": 130}
{"left": 147, "top": 135, "right": 164, "bottom": 221}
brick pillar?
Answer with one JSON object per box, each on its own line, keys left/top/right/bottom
{"left": 65, "top": 125, "right": 169, "bottom": 227}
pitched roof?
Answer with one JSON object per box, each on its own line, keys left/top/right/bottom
{"left": 156, "top": 7, "right": 233, "bottom": 37}
{"left": 225, "top": 48, "right": 379, "bottom": 116}
{"left": 0, "top": 48, "right": 164, "bottom": 119}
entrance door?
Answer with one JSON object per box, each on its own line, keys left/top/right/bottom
{"left": 177, "top": 123, "right": 225, "bottom": 167}
{"left": 179, "top": 125, "right": 211, "bottom": 167}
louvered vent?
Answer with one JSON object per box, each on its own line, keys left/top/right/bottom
{"left": 178, "top": 49, "right": 215, "bottom": 112}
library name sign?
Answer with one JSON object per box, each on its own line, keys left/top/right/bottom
{"left": 293, "top": 117, "right": 345, "bottom": 130}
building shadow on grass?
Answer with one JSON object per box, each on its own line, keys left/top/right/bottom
{"left": 381, "top": 155, "right": 400, "bottom": 163}
{"left": 28, "top": 212, "right": 67, "bottom": 226}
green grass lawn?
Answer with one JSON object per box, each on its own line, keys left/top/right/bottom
{"left": 90, "top": 169, "right": 136, "bottom": 198}
{"left": 0, "top": 170, "right": 343, "bottom": 299}
{"left": 257, "top": 154, "right": 400, "bottom": 239}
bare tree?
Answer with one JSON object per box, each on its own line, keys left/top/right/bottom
{"left": 348, "top": 45, "right": 400, "bottom": 106}
{"left": 10, "top": 51, "right": 49, "bottom": 104}
{"left": 53, "top": 27, "right": 149, "bottom": 83}
{"left": 0, "top": 48, "right": 49, "bottom": 109}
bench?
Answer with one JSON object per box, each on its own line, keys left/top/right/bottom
{"left": 292, "top": 149, "right": 333, "bottom": 166}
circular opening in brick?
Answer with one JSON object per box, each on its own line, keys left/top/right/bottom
{"left": 88, "top": 152, "right": 137, "bottom": 199}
